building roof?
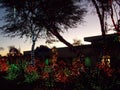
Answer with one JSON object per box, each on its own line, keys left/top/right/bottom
{"left": 84, "top": 33, "right": 118, "bottom": 44}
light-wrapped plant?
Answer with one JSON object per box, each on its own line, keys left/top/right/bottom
{"left": 4, "top": 64, "right": 20, "bottom": 80}
{"left": 24, "top": 65, "right": 39, "bottom": 83}
{"left": 0, "top": 59, "right": 9, "bottom": 72}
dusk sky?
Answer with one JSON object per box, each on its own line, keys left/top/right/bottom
{"left": 0, "top": 6, "right": 115, "bottom": 56}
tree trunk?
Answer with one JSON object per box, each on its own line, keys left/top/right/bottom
{"left": 31, "top": 39, "right": 35, "bottom": 66}
{"left": 50, "top": 30, "right": 77, "bottom": 52}
{"left": 30, "top": 29, "right": 40, "bottom": 66}
{"left": 91, "top": 0, "right": 106, "bottom": 36}
{"left": 110, "top": 5, "right": 118, "bottom": 31}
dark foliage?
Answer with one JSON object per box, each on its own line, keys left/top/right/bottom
{"left": 0, "top": 0, "right": 86, "bottom": 38}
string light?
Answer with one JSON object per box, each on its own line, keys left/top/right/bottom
{"left": 101, "top": 55, "right": 111, "bottom": 67}
{"left": 13, "top": 6, "right": 16, "bottom": 19}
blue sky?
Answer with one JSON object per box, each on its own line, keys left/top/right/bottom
{"left": 0, "top": 7, "right": 115, "bottom": 56}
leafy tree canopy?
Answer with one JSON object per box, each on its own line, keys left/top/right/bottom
{"left": 0, "top": 0, "right": 86, "bottom": 39}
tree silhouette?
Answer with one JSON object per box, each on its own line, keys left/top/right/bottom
{"left": 0, "top": 0, "right": 86, "bottom": 65}
{"left": 7, "top": 46, "right": 22, "bottom": 64}
{"left": 81, "top": 0, "right": 120, "bottom": 35}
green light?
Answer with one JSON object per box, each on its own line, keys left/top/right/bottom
{"left": 85, "top": 57, "right": 91, "bottom": 67}
{"left": 4, "top": 64, "right": 20, "bottom": 80}
{"left": 45, "top": 58, "right": 49, "bottom": 65}
{"left": 24, "top": 72, "right": 39, "bottom": 83}
{"left": 114, "top": 34, "right": 120, "bottom": 42}
{"left": 44, "top": 66, "right": 51, "bottom": 73}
